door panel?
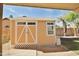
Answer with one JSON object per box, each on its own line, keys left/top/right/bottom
{"left": 17, "top": 26, "right": 26, "bottom": 44}
{"left": 27, "top": 26, "right": 36, "bottom": 44}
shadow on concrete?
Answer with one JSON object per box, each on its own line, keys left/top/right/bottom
{"left": 61, "top": 38, "right": 79, "bottom": 51}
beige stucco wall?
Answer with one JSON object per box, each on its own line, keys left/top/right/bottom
{"left": 10, "top": 19, "right": 56, "bottom": 46}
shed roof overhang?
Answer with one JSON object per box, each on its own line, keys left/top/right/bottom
{"left": 4, "top": 3, "right": 79, "bottom": 12}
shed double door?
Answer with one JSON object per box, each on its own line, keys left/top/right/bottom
{"left": 16, "top": 21, "right": 37, "bottom": 44}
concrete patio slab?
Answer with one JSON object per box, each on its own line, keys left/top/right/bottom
{"left": 37, "top": 51, "right": 78, "bottom": 56}
{"left": 3, "top": 49, "right": 36, "bottom": 56}
{"left": 2, "top": 41, "right": 79, "bottom": 56}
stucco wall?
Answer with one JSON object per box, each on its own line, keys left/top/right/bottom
{"left": 37, "top": 20, "right": 56, "bottom": 45}
{"left": 11, "top": 20, "right": 56, "bottom": 46}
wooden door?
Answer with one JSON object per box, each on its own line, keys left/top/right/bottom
{"left": 27, "top": 22, "right": 37, "bottom": 44}
{"left": 16, "top": 22, "right": 26, "bottom": 44}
